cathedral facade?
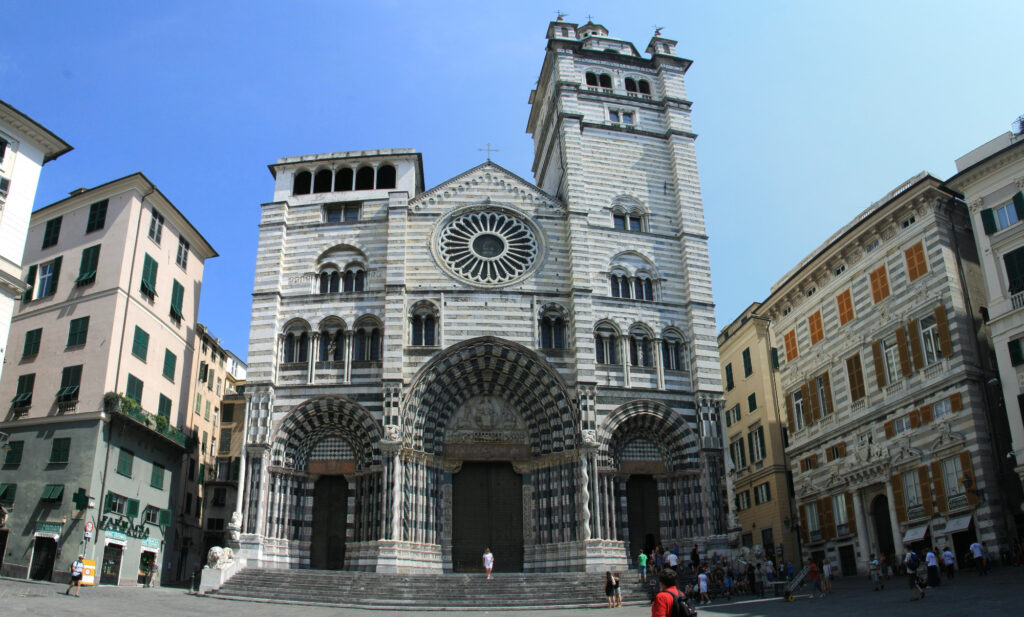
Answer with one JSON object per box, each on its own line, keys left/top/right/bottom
{"left": 236, "top": 19, "right": 726, "bottom": 573}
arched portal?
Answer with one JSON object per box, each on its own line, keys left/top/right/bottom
{"left": 870, "top": 494, "right": 895, "bottom": 558}
{"left": 264, "top": 396, "right": 383, "bottom": 570}
{"left": 400, "top": 337, "right": 581, "bottom": 572}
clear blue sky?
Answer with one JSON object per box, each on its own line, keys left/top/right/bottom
{"left": 6, "top": 1, "right": 1024, "bottom": 358}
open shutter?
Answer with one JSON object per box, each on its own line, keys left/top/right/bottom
{"left": 896, "top": 326, "right": 912, "bottom": 376}
{"left": 23, "top": 265, "right": 37, "bottom": 302}
{"left": 935, "top": 304, "right": 954, "bottom": 358}
{"left": 799, "top": 504, "right": 810, "bottom": 544}
{"left": 918, "top": 466, "right": 933, "bottom": 516}
{"left": 1014, "top": 191, "right": 1024, "bottom": 220}
{"left": 920, "top": 404, "right": 933, "bottom": 424}
{"left": 820, "top": 497, "right": 835, "bottom": 540}
{"left": 845, "top": 493, "right": 857, "bottom": 535}
{"left": 884, "top": 420, "right": 895, "bottom": 438}
{"left": 980, "top": 208, "right": 997, "bottom": 234}
{"left": 159, "top": 508, "right": 172, "bottom": 526}
{"left": 907, "top": 319, "right": 924, "bottom": 370}
{"left": 951, "top": 392, "right": 963, "bottom": 412}
{"left": 104, "top": 491, "right": 115, "bottom": 512}
{"left": 892, "top": 474, "right": 907, "bottom": 522}
{"left": 126, "top": 498, "right": 140, "bottom": 518}
{"left": 961, "top": 452, "right": 979, "bottom": 506}
{"left": 909, "top": 408, "right": 921, "bottom": 428}
{"left": 822, "top": 372, "right": 834, "bottom": 415}
{"left": 801, "top": 382, "right": 813, "bottom": 427}
{"left": 872, "top": 340, "right": 886, "bottom": 389}
{"left": 931, "top": 461, "right": 947, "bottom": 513}
{"left": 50, "top": 256, "right": 62, "bottom": 296}
{"left": 837, "top": 441, "right": 847, "bottom": 457}
{"left": 786, "top": 393, "right": 796, "bottom": 434}
{"left": 808, "top": 379, "right": 821, "bottom": 422}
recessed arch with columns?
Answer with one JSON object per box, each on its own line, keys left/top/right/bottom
{"left": 271, "top": 394, "right": 382, "bottom": 471}
{"left": 401, "top": 336, "right": 580, "bottom": 456}
{"left": 597, "top": 399, "right": 701, "bottom": 472}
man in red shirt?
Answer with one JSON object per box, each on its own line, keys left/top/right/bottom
{"left": 651, "top": 568, "right": 684, "bottom": 617}
{"left": 807, "top": 559, "right": 822, "bottom": 598}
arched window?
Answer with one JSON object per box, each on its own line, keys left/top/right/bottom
{"left": 354, "top": 269, "right": 365, "bottom": 291}
{"left": 594, "top": 323, "right": 619, "bottom": 365}
{"left": 632, "top": 275, "right": 654, "bottom": 301}
{"left": 341, "top": 266, "right": 366, "bottom": 292}
{"left": 335, "top": 168, "right": 353, "bottom": 192}
{"left": 355, "top": 166, "right": 374, "bottom": 190}
{"left": 330, "top": 271, "right": 340, "bottom": 293}
{"left": 661, "top": 332, "right": 686, "bottom": 371}
{"left": 539, "top": 306, "right": 567, "bottom": 349}
{"left": 376, "top": 165, "right": 396, "bottom": 189}
{"left": 409, "top": 302, "right": 439, "bottom": 347}
{"left": 598, "top": 73, "right": 612, "bottom": 88}
{"left": 612, "top": 207, "right": 646, "bottom": 232}
{"left": 629, "top": 327, "right": 653, "bottom": 368}
{"left": 610, "top": 274, "right": 630, "bottom": 299}
{"left": 318, "top": 268, "right": 341, "bottom": 294}
{"left": 313, "top": 169, "right": 332, "bottom": 193}
{"left": 638, "top": 80, "right": 651, "bottom": 95}
{"left": 318, "top": 322, "right": 346, "bottom": 363}
{"left": 625, "top": 78, "right": 638, "bottom": 92}
{"left": 293, "top": 171, "right": 312, "bottom": 195}
{"left": 353, "top": 319, "right": 382, "bottom": 361}
{"left": 585, "top": 72, "right": 598, "bottom": 86}
{"left": 282, "top": 323, "right": 311, "bottom": 364}
{"left": 319, "top": 272, "right": 329, "bottom": 294}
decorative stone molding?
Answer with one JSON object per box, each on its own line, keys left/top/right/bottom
{"left": 968, "top": 198, "right": 985, "bottom": 214}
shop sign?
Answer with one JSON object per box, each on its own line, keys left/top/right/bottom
{"left": 35, "top": 521, "right": 62, "bottom": 534}
{"left": 141, "top": 537, "right": 160, "bottom": 549}
{"left": 105, "top": 529, "right": 127, "bottom": 542}
{"left": 81, "top": 559, "right": 96, "bottom": 586}
{"left": 99, "top": 515, "right": 149, "bottom": 539}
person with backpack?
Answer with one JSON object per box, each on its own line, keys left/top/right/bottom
{"left": 651, "top": 568, "right": 695, "bottom": 617}
{"left": 904, "top": 549, "right": 925, "bottom": 601}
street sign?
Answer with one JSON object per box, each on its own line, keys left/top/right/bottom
{"left": 84, "top": 520, "right": 94, "bottom": 533}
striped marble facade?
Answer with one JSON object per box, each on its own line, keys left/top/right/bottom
{"left": 235, "top": 20, "right": 727, "bottom": 574}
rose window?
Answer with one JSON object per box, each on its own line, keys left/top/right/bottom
{"left": 437, "top": 210, "right": 539, "bottom": 286}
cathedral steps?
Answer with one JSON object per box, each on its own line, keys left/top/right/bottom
{"left": 206, "top": 568, "right": 652, "bottom": 609}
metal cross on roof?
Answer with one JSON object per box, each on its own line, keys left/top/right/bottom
{"left": 654, "top": 25, "right": 664, "bottom": 37}
{"left": 478, "top": 143, "right": 499, "bottom": 161}
{"left": 555, "top": 10, "right": 567, "bottom": 21}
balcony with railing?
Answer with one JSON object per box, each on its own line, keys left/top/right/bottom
{"left": 104, "top": 393, "right": 192, "bottom": 450}
{"left": 885, "top": 380, "right": 905, "bottom": 397}
{"left": 1011, "top": 289, "right": 1024, "bottom": 311}
{"left": 907, "top": 504, "right": 926, "bottom": 520}
{"left": 923, "top": 359, "right": 947, "bottom": 381}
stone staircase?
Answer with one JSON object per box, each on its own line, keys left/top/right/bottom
{"left": 206, "top": 568, "right": 652, "bottom": 610}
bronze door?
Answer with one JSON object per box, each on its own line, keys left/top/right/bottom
{"left": 311, "top": 475, "right": 348, "bottom": 570}
{"left": 452, "top": 462, "right": 523, "bottom": 572}
{"left": 627, "top": 474, "right": 660, "bottom": 559}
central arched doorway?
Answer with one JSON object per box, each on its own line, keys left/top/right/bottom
{"left": 452, "top": 462, "right": 523, "bottom": 571}
{"left": 871, "top": 495, "right": 894, "bottom": 558}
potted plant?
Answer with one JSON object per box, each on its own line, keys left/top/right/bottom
{"left": 102, "top": 392, "right": 122, "bottom": 414}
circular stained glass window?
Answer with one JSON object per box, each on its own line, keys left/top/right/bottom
{"left": 437, "top": 209, "right": 540, "bottom": 286}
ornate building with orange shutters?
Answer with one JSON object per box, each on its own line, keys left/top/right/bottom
{"left": 757, "top": 172, "right": 1013, "bottom": 575}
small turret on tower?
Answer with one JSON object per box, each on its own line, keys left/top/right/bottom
{"left": 545, "top": 14, "right": 578, "bottom": 40}
{"left": 646, "top": 33, "right": 677, "bottom": 56}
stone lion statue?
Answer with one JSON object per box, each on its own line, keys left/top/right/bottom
{"left": 206, "top": 546, "right": 235, "bottom": 569}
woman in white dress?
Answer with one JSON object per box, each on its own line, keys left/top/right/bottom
{"left": 482, "top": 548, "right": 494, "bottom": 580}
{"left": 697, "top": 567, "right": 710, "bottom": 604}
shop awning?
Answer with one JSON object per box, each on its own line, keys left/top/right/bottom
{"left": 944, "top": 514, "right": 973, "bottom": 534}
{"left": 903, "top": 524, "right": 929, "bottom": 543}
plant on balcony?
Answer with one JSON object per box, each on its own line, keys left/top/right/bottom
{"left": 102, "top": 391, "right": 122, "bottom": 413}
{"left": 155, "top": 415, "right": 169, "bottom": 431}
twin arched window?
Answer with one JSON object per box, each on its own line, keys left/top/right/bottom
{"left": 610, "top": 273, "right": 654, "bottom": 301}
{"left": 585, "top": 72, "right": 613, "bottom": 88}
{"left": 319, "top": 266, "right": 366, "bottom": 294}
{"left": 662, "top": 334, "right": 686, "bottom": 371}
{"left": 293, "top": 164, "right": 397, "bottom": 196}
{"left": 539, "top": 307, "right": 567, "bottom": 349}
{"left": 283, "top": 326, "right": 310, "bottom": 364}
{"left": 612, "top": 207, "right": 646, "bottom": 232}
{"left": 410, "top": 302, "right": 438, "bottom": 347}
{"left": 595, "top": 324, "right": 687, "bottom": 371}
{"left": 352, "top": 320, "right": 382, "bottom": 361}
{"left": 594, "top": 323, "right": 619, "bottom": 365}
{"left": 319, "top": 322, "right": 346, "bottom": 363}
{"left": 629, "top": 328, "right": 654, "bottom": 368}
{"left": 624, "top": 78, "right": 652, "bottom": 95}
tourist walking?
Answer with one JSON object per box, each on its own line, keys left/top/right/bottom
{"left": 650, "top": 569, "right": 685, "bottom": 617}
{"left": 482, "top": 548, "right": 494, "bottom": 580}
{"left": 941, "top": 546, "right": 956, "bottom": 581}
{"left": 904, "top": 550, "right": 925, "bottom": 601}
{"left": 869, "top": 554, "right": 883, "bottom": 591}
{"left": 807, "top": 560, "right": 822, "bottom": 598}
{"left": 821, "top": 560, "right": 833, "bottom": 594}
{"left": 970, "top": 540, "right": 985, "bottom": 575}
{"left": 697, "top": 567, "right": 710, "bottom": 605}
{"left": 637, "top": 550, "right": 649, "bottom": 583}
{"left": 605, "top": 571, "right": 616, "bottom": 608}
{"left": 925, "top": 548, "right": 941, "bottom": 587}
{"left": 691, "top": 545, "right": 700, "bottom": 573}
{"left": 612, "top": 571, "right": 622, "bottom": 607}
{"left": 65, "top": 555, "right": 85, "bottom": 597}
{"left": 666, "top": 550, "right": 679, "bottom": 570}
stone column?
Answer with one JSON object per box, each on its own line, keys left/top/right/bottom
{"left": 309, "top": 333, "right": 320, "bottom": 383}
{"left": 344, "top": 330, "right": 354, "bottom": 384}
{"left": 621, "top": 336, "right": 631, "bottom": 388}
{"left": 654, "top": 337, "right": 665, "bottom": 390}
{"left": 391, "top": 453, "right": 403, "bottom": 541}
{"left": 885, "top": 478, "right": 903, "bottom": 553}
{"left": 581, "top": 454, "right": 592, "bottom": 541}
{"left": 851, "top": 489, "right": 870, "bottom": 574}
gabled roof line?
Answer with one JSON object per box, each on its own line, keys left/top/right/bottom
{"left": 411, "top": 160, "right": 561, "bottom": 206}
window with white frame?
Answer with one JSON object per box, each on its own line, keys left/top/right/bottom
{"left": 902, "top": 470, "right": 923, "bottom": 507}
{"left": 882, "top": 336, "right": 901, "bottom": 384}
{"left": 816, "top": 374, "right": 831, "bottom": 415}
{"left": 805, "top": 501, "right": 820, "bottom": 532}
{"left": 832, "top": 494, "right": 849, "bottom": 527}
{"left": 748, "top": 426, "right": 766, "bottom": 463}
{"left": 148, "top": 209, "right": 165, "bottom": 244}
{"left": 893, "top": 415, "right": 911, "bottom": 435}
{"left": 736, "top": 490, "right": 751, "bottom": 511}
{"left": 941, "top": 456, "right": 964, "bottom": 499}
{"left": 995, "top": 202, "right": 1020, "bottom": 231}
{"left": 792, "top": 389, "right": 805, "bottom": 430}
{"left": 920, "top": 315, "right": 941, "bottom": 366}
{"left": 729, "top": 439, "right": 747, "bottom": 469}
{"left": 176, "top": 236, "right": 190, "bottom": 269}
{"left": 725, "top": 404, "right": 741, "bottom": 427}
{"left": 608, "top": 109, "right": 635, "bottom": 125}
{"left": 932, "top": 398, "right": 952, "bottom": 420}
{"left": 754, "top": 482, "right": 771, "bottom": 505}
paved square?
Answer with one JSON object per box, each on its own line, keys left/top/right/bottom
{"left": 1, "top": 569, "right": 1022, "bottom": 616}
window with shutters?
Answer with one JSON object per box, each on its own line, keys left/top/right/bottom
{"left": 42, "top": 216, "right": 62, "bottom": 249}
{"left": 170, "top": 280, "right": 184, "bottom": 324}
{"left": 725, "top": 363, "right": 734, "bottom": 390}
{"left": 791, "top": 390, "right": 805, "bottom": 430}
{"left": 23, "top": 328, "right": 41, "bottom": 357}
{"left": 57, "top": 366, "right": 82, "bottom": 401}
{"left": 1003, "top": 246, "right": 1024, "bottom": 294}
{"left": 29, "top": 257, "right": 62, "bottom": 299}
{"left": 832, "top": 494, "right": 849, "bottom": 530}
{"left": 140, "top": 254, "right": 159, "bottom": 299}
{"left": 869, "top": 266, "right": 890, "bottom": 303}
{"left": 941, "top": 456, "right": 964, "bottom": 502}
{"left": 742, "top": 348, "right": 753, "bottom": 376}
{"left": 132, "top": 326, "right": 149, "bottom": 361}
{"left": 904, "top": 242, "right": 928, "bottom": 282}
{"left": 116, "top": 448, "right": 134, "bottom": 477}
{"left": 725, "top": 405, "right": 741, "bottom": 427}
{"left": 754, "top": 482, "right": 772, "bottom": 505}
{"left": 148, "top": 209, "right": 165, "bottom": 244}
{"left": 729, "top": 439, "right": 747, "bottom": 469}
{"left": 882, "top": 336, "right": 900, "bottom": 384}
{"left": 748, "top": 426, "right": 766, "bottom": 463}
{"left": 86, "top": 199, "right": 108, "bottom": 233}
{"left": 815, "top": 373, "right": 832, "bottom": 415}
{"left": 49, "top": 438, "right": 71, "bottom": 464}
{"left": 808, "top": 311, "right": 824, "bottom": 345}
{"left": 158, "top": 394, "right": 172, "bottom": 419}
{"left": 805, "top": 501, "right": 820, "bottom": 533}
{"left": 176, "top": 235, "right": 190, "bottom": 269}
{"left": 4, "top": 440, "right": 24, "bottom": 466}
{"left": 920, "top": 315, "right": 941, "bottom": 365}
{"left": 163, "top": 349, "right": 177, "bottom": 381}
{"left": 1011, "top": 339, "right": 1024, "bottom": 366}
{"left": 892, "top": 415, "right": 911, "bottom": 435}
{"left": 736, "top": 491, "right": 751, "bottom": 511}
{"left": 747, "top": 392, "right": 757, "bottom": 413}
{"left": 144, "top": 505, "right": 161, "bottom": 524}
{"left": 932, "top": 398, "right": 952, "bottom": 420}
{"left": 106, "top": 492, "right": 128, "bottom": 515}
{"left": 902, "top": 470, "right": 923, "bottom": 513}
{"left": 151, "top": 462, "right": 165, "bottom": 490}
{"left": 836, "top": 289, "right": 854, "bottom": 326}
{"left": 75, "top": 245, "right": 100, "bottom": 286}
{"left": 12, "top": 374, "right": 34, "bottom": 409}
{"left": 67, "top": 316, "right": 89, "bottom": 347}
{"left": 994, "top": 202, "right": 1021, "bottom": 230}
{"left": 784, "top": 329, "right": 798, "bottom": 361}
{"left": 126, "top": 374, "right": 143, "bottom": 404}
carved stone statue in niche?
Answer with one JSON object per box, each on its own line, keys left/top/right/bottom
{"left": 446, "top": 395, "right": 528, "bottom": 443}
